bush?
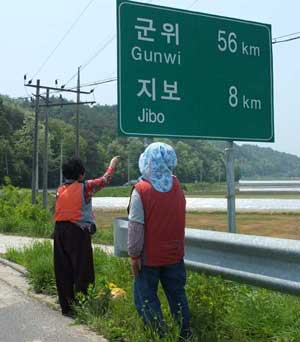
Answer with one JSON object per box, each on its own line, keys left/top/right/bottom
{"left": 0, "top": 185, "right": 53, "bottom": 237}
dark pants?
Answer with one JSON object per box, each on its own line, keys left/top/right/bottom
{"left": 54, "top": 221, "right": 95, "bottom": 314}
{"left": 134, "top": 259, "right": 190, "bottom": 338}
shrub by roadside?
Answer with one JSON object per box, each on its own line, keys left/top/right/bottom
{"left": 0, "top": 185, "right": 53, "bottom": 237}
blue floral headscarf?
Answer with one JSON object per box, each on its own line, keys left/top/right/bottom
{"left": 139, "top": 142, "right": 177, "bottom": 192}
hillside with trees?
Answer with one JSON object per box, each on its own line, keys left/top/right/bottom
{"left": 1, "top": 94, "right": 300, "bottom": 187}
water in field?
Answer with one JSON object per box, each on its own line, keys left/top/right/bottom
{"left": 92, "top": 197, "right": 300, "bottom": 211}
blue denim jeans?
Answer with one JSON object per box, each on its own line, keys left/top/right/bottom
{"left": 134, "top": 259, "right": 190, "bottom": 337}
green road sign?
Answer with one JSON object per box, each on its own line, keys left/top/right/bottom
{"left": 117, "top": 0, "right": 274, "bottom": 142}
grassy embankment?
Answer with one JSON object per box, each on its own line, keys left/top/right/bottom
{"left": 5, "top": 240, "right": 300, "bottom": 341}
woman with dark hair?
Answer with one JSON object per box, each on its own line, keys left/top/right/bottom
{"left": 54, "top": 156, "right": 119, "bottom": 317}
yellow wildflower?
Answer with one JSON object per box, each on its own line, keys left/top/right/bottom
{"left": 111, "top": 287, "right": 126, "bottom": 298}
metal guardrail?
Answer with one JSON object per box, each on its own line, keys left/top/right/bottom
{"left": 114, "top": 218, "right": 300, "bottom": 295}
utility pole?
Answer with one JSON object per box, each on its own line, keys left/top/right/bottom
{"left": 31, "top": 79, "right": 40, "bottom": 204}
{"left": 4, "top": 150, "right": 8, "bottom": 176}
{"left": 75, "top": 66, "right": 81, "bottom": 157}
{"left": 25, "top": 79, "right": 94, "bottom": 205}
{"left": 3, "top": 139, "right": 9, "bottom": 176}
{"left": 59, "top": 138, "right": 63, "bottom": 185}
{"left": 42, "top": 89, "right": 49, "bottom": 209}
{"left": 36, "top": 147, "right": 39, "bottom": 192}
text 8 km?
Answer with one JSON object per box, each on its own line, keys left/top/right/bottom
{"left": 228, "top": 86, "right": 262, "bottom": 110}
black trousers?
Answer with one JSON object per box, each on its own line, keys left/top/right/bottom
{"left": 53, "top": 221, "right": 95, "bottom": 314}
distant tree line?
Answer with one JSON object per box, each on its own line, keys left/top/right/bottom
{"left": 0, "top": 95, "right": 300, "bottom": 188}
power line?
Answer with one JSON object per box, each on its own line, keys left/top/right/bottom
{"left": 31, "top": 0, "right": 95, "bottom": 80}
{"left": 273, "top": 31, "right": 300, "bottom": 40}
{"left": 71, "top": 77, "right": 117, "bottom": 89}
{"left": 272, "top": 35, "right": 300, "bottom": 44}
{"left": 62, "top": 0, "right": 157, "bottom": 89}
{"left": 81, "top": 35, "right": 115, "bottom": 70}
{"left": 63, "top": 35, "right": 115, "bottom": 87}
{"left": 188, "top": 0, "right": 200, "bottom": 9}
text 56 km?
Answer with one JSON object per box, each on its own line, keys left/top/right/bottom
{"left": 218, "top": 30, "right": 261, "bottom": 57}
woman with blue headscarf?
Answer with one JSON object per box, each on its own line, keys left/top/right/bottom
{"left": 127, "top": 142, "right": 191, "bottom": 340}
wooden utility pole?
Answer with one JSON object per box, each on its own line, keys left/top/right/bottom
{"left": 59, "top": 138, "right": 63, "bottom": 185}
{"left": 31, "top": 80, "right": 40, "bottom": 204}
{"left": 4, "top": 150, "right": 8, "bottom": 176}
{"left": 75, "top": 66, "right": 81, "bottom": 157}
{"left": 42, "top": 89, "right": 49, "bottom": 209}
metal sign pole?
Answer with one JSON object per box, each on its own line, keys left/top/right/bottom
{"left": 225, "top": 141, "right": 236, "bottom": 233}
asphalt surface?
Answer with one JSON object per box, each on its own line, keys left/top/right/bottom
{"left": 0, "top": 234, "right": 108, "bottom": 342}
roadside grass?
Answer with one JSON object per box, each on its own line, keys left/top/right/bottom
{"left": 5, "top": 241, "right": 300, "bottom": 341}
{"left": 93, "top": 186, "right": 132, "bottom": 197}
{"left": 5, "top": 241, "right": 56, "bottom": 295}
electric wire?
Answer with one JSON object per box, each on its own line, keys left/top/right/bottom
{"left": 62, "top": 0, "right": 159, "bottom": 90}
{"left": 273, "top": 31, "right": 300, "bottom": 40}
{"left": 272, "top": 35, "right": 300, "bottom": 44}
{"left": 188, "top": 0, "right": 200, "bottom": 9}
{"left": 63, "top": 34, "right": 116, "bottom": 87}
{"left": 31, "top": 0, "right": 95, "bottom": 80}
{"left": 71, "top": 77, "right": 117, "bottom": 89}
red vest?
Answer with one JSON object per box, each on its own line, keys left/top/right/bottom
{"left": 55, "top": 181, "right": 94, "bottom": 224}
{"left": 135, "top": 177, "right": 186, "bottom": 266}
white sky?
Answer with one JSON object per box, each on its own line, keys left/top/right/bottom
{"left": 1, "top": 1, "right": 300, "bottom": 156}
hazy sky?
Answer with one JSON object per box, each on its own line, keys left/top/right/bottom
{"left": 1, "top": 1, "right": 300, "bottom": 156}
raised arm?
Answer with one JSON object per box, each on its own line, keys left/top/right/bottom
{"left": 84, "top": 156, "right": 119, "bottom": 200}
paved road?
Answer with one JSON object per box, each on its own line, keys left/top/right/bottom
{"left": 0, "top": 262, "right": 106, "bottom": 342}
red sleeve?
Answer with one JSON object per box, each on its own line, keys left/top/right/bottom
{"left": 84, "top": 166, "right": 115, "bottom": 201}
